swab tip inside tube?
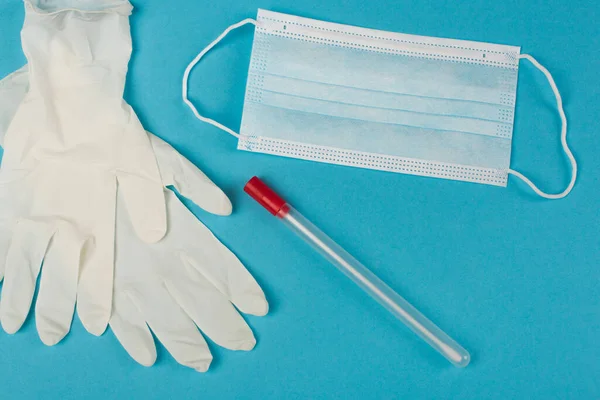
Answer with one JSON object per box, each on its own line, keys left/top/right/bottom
{"left": 445, "top": 345, "right": 471, "bottom": 368}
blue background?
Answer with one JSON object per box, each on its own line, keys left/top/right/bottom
{"left": 0, "top": 0, "right": 599, "bottom": 398}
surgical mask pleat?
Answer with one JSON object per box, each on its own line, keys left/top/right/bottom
{"left": 248, "top": 72, "right": 513, "bottom": 124}
{"left": 253, "top": 33, "right": 518, "bottom": 109}
{"left": 241, "top": 101, "right": 512, "bottom": 169}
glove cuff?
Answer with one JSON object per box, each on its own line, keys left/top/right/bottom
{"left": 24, "top": 0, "right": 133, "bottom": 15}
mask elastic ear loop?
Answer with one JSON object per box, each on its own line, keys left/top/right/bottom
{"left": 182, "top": 18, "right": 257, "bottom": 139}
{"left": 508, "top": 54, "right": 577, "bottom": 199}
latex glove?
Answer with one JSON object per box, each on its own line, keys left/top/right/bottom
{"left": 0, "top": 0, "right": 167, "bottom": 342}
{"left": 0, "top": 68, "right": 269, "bottom": 371}
{"left": 111, "top": 145, "right": 268, "bottom": 371}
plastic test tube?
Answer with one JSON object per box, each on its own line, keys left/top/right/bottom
{"left": 244, "top": 177, "right": 470, "bottom": 367}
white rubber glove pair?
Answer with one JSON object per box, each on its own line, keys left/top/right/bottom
{"left": 1, "top": 0, "right": 167, "bottom": 341}
{"left": 0, "top": 0, "right": 267, "bottom": 371}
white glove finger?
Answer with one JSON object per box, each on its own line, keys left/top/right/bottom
{"left": 0, "top": 169, "right": 35, "bottom": 281}
{"left": 0, "top": 219, "right": 54, "bottom": 334}
{"left": 116, "top": 110, "right": 168, "bottom": 244}
{"left": 116, "top": 174, "right": 166, "bottom": 244}
{"left": 166, "top": 260, "right": 257, "bottom": 351}
{"left": 188, "top": 247, "right": 269, "bottom": 317}
{"left": 35, "top": 222, "right": 87, "bottom": 346}
{"left": 128, "top": 281, "right": 213, "bottom": 372}
{"left": 149, "top": 134, "right": 232, "bottom": 216}
{"left": 109, "top": 289, "right": 157, "bottom": 368}
{"left": 0, "top": 66, "right": 29, "bottom": 147}
{"left": 77, "top": 250, "right": 113, "bottom": 336}
{"left": 76, "top": 206, "right": 116, "bottom": 337}
{"left": 167, "top": 193, "right": 269, "bottom": 316}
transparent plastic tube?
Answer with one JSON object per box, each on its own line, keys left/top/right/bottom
{"left": 245, "top": 177, "right": 470, "bottom": 367}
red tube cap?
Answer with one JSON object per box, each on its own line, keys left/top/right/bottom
{"left": 244, "top": 176, "right": 287, "bottom": 216}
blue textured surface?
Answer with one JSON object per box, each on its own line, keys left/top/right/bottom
{"left": 0, "top": 0, "right": 599, "bottom": 398}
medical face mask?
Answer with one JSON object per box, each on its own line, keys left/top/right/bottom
{"left": 183, "top": 9, "right": 577, "bottom": 199}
